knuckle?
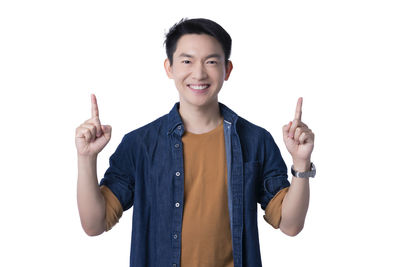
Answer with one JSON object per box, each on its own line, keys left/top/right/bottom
{"left": 78, "top": 128, "right": 85, "bottom": 135}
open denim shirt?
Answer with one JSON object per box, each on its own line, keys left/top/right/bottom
{"left": 99, "top": 102, "right": 290, "bottom": 267}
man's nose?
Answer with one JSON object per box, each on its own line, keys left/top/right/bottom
{"left": 192, "top": 62, "right": 208, "bottom": 80}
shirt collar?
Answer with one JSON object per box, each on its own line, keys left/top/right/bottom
{"left": 167, "top": 102, "right": 238, "bottom": 135}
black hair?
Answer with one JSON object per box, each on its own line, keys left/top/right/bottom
{"left": 164, "top": 18, "right": 232, "bottom": 66}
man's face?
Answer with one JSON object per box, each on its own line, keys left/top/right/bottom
{"left": 164, "top": 34, "right": 233, "bottom": 109}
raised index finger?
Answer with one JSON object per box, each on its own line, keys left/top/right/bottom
{"left": 91, "top": 94, "right": 100, "bottom": 118}
{"left": 294, "top": 97, "right": 303, "bottom": 121}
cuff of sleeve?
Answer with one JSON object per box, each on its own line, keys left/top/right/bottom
{"left": 263, "top": 186, "right": 290, "bottom": 229}
{"left": 100, "top": 185, "right": 123, "bottom": 231}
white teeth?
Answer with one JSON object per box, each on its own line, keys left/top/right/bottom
{"left": 189, "top": 84, "right": 209, "bottom": 90}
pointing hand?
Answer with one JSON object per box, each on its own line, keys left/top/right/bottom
{"left": 75, "top": 94, "right": 112, "bottom": 157}
{"left": 282, "top": 97, "right": 314, "bottom": 169}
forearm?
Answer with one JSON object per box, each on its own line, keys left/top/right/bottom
{"left": 77, "top": 155, "right": 106, "bottom": 236}
{"left": 280, "top": 161, "right": 310, "bottom": 236}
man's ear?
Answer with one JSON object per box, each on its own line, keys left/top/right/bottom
{"left": 224, "top": 60, "right": 233, "bottom": 81}
{"left": 164, "top": 58, "right": 173, "bottom": 79}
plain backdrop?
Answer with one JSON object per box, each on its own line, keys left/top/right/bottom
{"left": 1, "top": 0, "right": 399, "bottom": 266}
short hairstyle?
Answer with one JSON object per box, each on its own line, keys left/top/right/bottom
{"left": 164, "top": 18, "right": 232, "bottom": 66}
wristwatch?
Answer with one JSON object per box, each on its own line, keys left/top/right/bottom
{"left": 291, "top": 162, "right": 316, "bottom": 178}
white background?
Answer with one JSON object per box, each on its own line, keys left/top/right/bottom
{"left": 1, "top": 0, "right": 399, "bottom": 266}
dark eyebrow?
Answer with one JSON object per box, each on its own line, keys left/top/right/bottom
{"left": 177, "top": 53, "right": 193, "bottom": 58}
{"left": 177, "top": 53, "right": 222, "bottom": 60}
{"left": 205, "top": 54, "right": 222, "bottom": 60}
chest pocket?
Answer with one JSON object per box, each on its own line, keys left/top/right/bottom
{"left": 244, "top": 161, "right": 261, "bottom": 211}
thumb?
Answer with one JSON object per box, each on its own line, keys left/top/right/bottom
{"left": 282, "top": 121, "right": 291, "bottom": 137}
{"left": 101, "top": 125, "right": 112, "bottom": 137}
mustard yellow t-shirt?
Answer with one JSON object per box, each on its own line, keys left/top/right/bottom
{"left": 180, "top": 119, "right": 233, "bottom": 267}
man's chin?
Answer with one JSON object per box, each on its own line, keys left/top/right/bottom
{"left": 181, "top": 98, "right": 219, "bottom": 109}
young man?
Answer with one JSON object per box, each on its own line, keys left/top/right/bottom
{"left": 76, "top": 18, "right": 315, "bottom": 267}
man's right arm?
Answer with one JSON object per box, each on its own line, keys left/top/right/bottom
{"left": 75, "top": 94, "right": 113, "bottom": 236}
{"left": 77, "top": 155, "right": 106, "bottom": 236}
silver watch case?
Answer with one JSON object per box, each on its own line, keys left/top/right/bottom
{"left": 291, "top": 162, "right": 316, "bottom": 178}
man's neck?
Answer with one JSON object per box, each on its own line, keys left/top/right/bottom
{"left": 178, "top": 100, "right": 223, "bottom": 134}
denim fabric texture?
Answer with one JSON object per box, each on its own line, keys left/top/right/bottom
{"left": 99, "top": 102, "right": 290, "bottom": 267}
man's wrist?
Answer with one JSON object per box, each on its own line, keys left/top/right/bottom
{"left": 292, "top": 160, "right": 311, "bottom": 172}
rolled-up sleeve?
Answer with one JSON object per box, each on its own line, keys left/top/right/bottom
{"left": 99, "top": 134, "right": 135, "bottom": 212}
{"left": 100, "top": 185, "right": 123, "bottom": 231}
{"left": 263, "top": 186, "right": 289, "bottom": 228}
{"left": 258, "top": 130, "right": 290, "bottom": 228}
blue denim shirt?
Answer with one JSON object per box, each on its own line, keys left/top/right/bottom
{"left": 99, "top": 102, "right": 290, "bottom": 267}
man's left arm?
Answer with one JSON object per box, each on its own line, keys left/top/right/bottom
{"left": 279, "top": 97, "right": 315, "bottom": 236}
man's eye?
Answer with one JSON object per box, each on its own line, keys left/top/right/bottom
{"left": 207, "top": 61, "right": 217, "bottom": 64}
{"left": 182, "top": 60, "right": 191, "bottom": 64}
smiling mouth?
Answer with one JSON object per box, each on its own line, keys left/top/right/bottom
{"left": 187, "top": 84, "right": 210, "bottom": 90}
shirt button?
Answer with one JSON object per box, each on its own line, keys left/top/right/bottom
{"left": 177, "top": 125, "right": 182, "bottom": 130}
{"left": 173, "top": 234, "right": 178, "bottom": 239}
{"left": 174, "top": 143, "right": 180, "bottom": 148}
{"left": 175, "top": 202, "right": 180, "bottom": 208}
{"left": 172, "top": 264, "right": 177, "bottom": 267}
{"left": 175, "top": 171, "right": 180, "bottom": 176}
